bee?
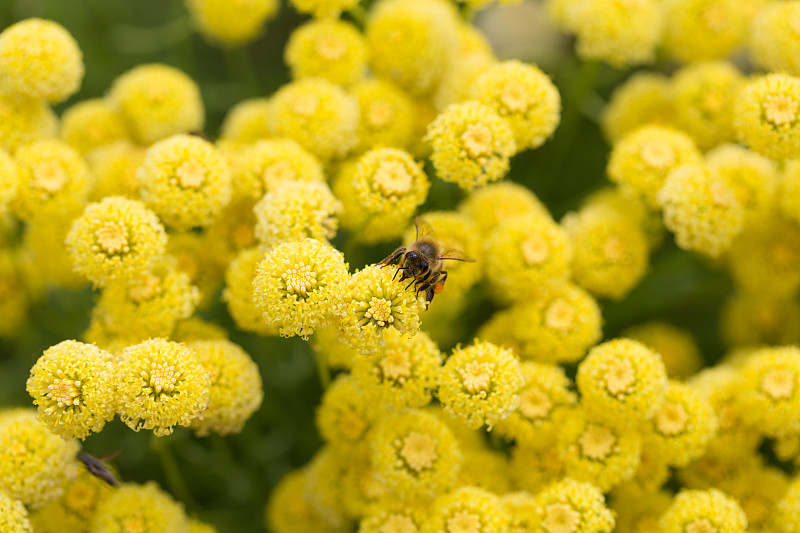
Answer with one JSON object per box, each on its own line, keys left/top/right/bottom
{"left": 78, "top": 451, "right": 119, "bottom": 487}
{"left": 378, "top": 217, "right": 474, "bottom": 304}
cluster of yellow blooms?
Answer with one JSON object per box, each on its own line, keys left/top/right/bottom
{"left": 1, "top": 0, "right": 800, "bottom": 531}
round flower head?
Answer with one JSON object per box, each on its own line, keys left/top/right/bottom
{"left": 168, "top": 230, "right": 226, "bottom": 310}
{"left": 171, "top": 317, "right": 228, "bottom": 344}
{"left": 438, "top": 340, "right": 523, "bottom": 430}
{"left": 11, "top": 139, "right": 91, "bottom": 221}
{"left": 470, "top": 60, "right": 560, "bottom": 151}
{"left": 0, "top": 147, "right": 18, "bottom": 213}
{"left": 623, "top": 322, "right": 702, "bottom": 379}
{"left": 426, "top": 100, "right": 515, "bottom": 190}
{"left": 0, "top": 490, "right": 32, "bottom": 533}
{"left": 187, "top": 339, "right": 263, "bottom": 436}
{"left": 302, "top": 447, "right": 352, "bottom": 529}
{"left": 734, "top": 73, "right": 800, "bottom": 160}
{"left": 114, "top": 338, "right": 210, "bottom": 436}
{"left": 337, "top": 264, "right": 425, "bottom": 354}
{"left": 233, "top": 138, "right": 323, "bottom": 199}
{"left": 91, "top": 482, "right": 188, "bottom": 533}
{"left": 366, "top": 0, "right": 458, "bottom": 96}
{"left": 254, "top": 181, "right": 341, "bottom": 248}
{"left": 610, "top": 484, "right": 672, "bottom": 533}
{"left": 457, "top": 446, "right": 512, "bottom": 494}
{"left": 311, "top": 325, "right": 356, "bottom": 370}
{"left": 268, "top": 77, "right": 359, "bottom": 161}
{"left": 494, "top": 361, "right": 577, "bottom": 448}
{"left": 352, "top": 328, "right": 442, "bottom": 409}
{"left": 583, "top": 187, "right": 665, "bottom": 251}
{"left": 778, "top": 158, "right": 800, "bottom": 229}
{"left": 266, "top": 470, "right": 347, "bottom": 533}
{"left": 500, "top": 492, "right": 539, "bottom": 533}
{"left": 706, "top": 144, "right": 777, "bottom": 221}
{"left": 562, "top": 203, "right": 648, "bottom": 300}
{"left": 137, "top": 134, "right": 232, "bottom": 229}
{"left": 0, "top": 19, "right": 83, "bottom": 103}
{"left": 206, "top": 197, "right": 258, "bottom": 259}
{"left": 185, "top": 0, "right": 278, "bottom": 47}
{"left": 484, "top": 212, "right": 571, "bottom": 302}
{"left": 86, "top": 141, "right": 144, "bottom": 200}
{"left": 433, "top": 50, "right": 493, "bottom": 113}
{"left": 370, "top": 409, "right": 462, "bottom": 501}
{"left": 0, "top": 91, "right": 58, "bottom": 154}
{"left": 26, "top": 340, "right": 115, "bottom": 440}
{"left": 285, "top": 20, "right": 366, "bottom": 86}
{"left": 607, "top": 125, "right": 702, "bottom": 210}
{"left": 60, "top": 99, "right": 128, "bottom": 155}
{"left": 773, "top": 478, "right": 800, "bottom": 533}
{"left": 358, "top": 504, "right": 427, "bottom": 533}
{"left": 350, "top": 78, "right": 415, "bottom": 153}
{"left": 657, "top": 163, "right": 745, "bottom": 258}
{"left": 721, "top": 293, "right": 800, "bottom": 348}
{"left": 289, "top": 0, "right": 358, "bottom": 18}
{"left": 253, "top": 239, "right": 350, "bottom": 339}
{"left": 66, "top": 197, "right": 167, "bottom": 288}
{"left": 601, "top": 72, "right": 674, "bottom": 145}
{"left": 458, "top": 181, "right": 549, "bottom": 240}
{"left": 662, "top": 0, "right": 758, "bottom": 61}
{"left": 727, "top": 215, "right": 800, "bottom": 298}
{"left": 108, "top": 62, "right": 204, "bottom": 144}
{"left": 750, "top": 1, "right": 800, "bottom": 76}
{"left": 423, "top": 486, "right": 507, "bottom": 533}
{"left": 509, "top": 445, "right": 565, "bottom": 493}
{"left": 738, "top": 346, "right": 800, "bottom": 437}
{"left": 530, "top": 478, "right": 615, "bottom": 533}
{"left": 577, "top": 338, "right": 669, "bottom": 427}
{"left": 659, "top": 489, "right": 747, "bottom": 533}
{"left": 28, "top": 469, "right": 112, "bottom": 533}
{"left": 337, "top": 441, "right": 393, "bottom": 517}
{"left": 715, "top": 463, "right": 790, "bottom": 533}
{"left": 223, "top": 247, "right": 277, "bottom": 335}
{"left": 0, "top": 409, "right": 80, "bottom": 508}
{"left": 219, "top": 98, "right": 272, "bottom": 142}
{"left": 316, "top": 375, "right": 376, "bottom": 449}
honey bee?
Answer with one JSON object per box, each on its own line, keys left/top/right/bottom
{"left": 378, "top": 217, "right": 474, "bottom": 304}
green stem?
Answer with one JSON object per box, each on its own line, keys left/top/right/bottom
{"left": 151, "top": 436, "right": 198, "bottom": 509}
{"left": 314, "top": 348, "right": 331, "bottom": 390}
{"left": 225, "top": 46, "right": 259, "bottom": 96}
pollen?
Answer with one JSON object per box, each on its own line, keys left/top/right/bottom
{"left": 601, "top": 235, "right": 625, "bottom": 262}
{"left": 708, "top": 179, "right": 737, "bottom": 208}
{"left": 604, "top": 358, "right": 636, "bottom": 396}
{"left": 380, "top": 348, "right": 412, "bottom": 381}
{"left": 542, "top": 503, "right": 581, "bottom": 533}
{"left": 175, "top": 160, "right": 206, "bottom": 189}
{"left": 282, "top": 263, "right": 317, "bottom": 294}
{"left": 316, "top": 36, "right": 346, "bottom": 60}
{"left": 461, "top": 123, "right": 493, "bottom": 158}
{"left": 147, "top": 362, "right": 179, "bottom": 393}
{"left": 521, "top": 234, "right": 550, "bottom": 265}
{"left": 761, "top": 368, "right": 795, "bottom": 400}
{"left": 579, "top": 424, "right": 616, "bottom": 460}
{"left": 519, "top": 387, "right": 552, "bottom": 419}
{"left": 367, "top": 100, "right": 394, "bottom": 128}
{"left": 686, "top": 519, "right": 717, "bottom": 533}
{"left": 656, "top": 402, "right": 689, "bottom": 435}
{"left": 94, "top": 222, "right": 130, "bottom": 254}
{"left": 366, "top": 297, "right": 394, "bottom": 326}
{"left": 460, "top": 361, "right": 494, "bottom": 394}
{"left": 446, "top": 511, "right": 481, "bottom": 533}
{"left": 400, "top": 431, "right": 438, "bottom": 472}
{"left": 48, "top": 375, "right": 80, "bottom": 407}
{"left": 128, "top": 273, "right": 161, "bottom": 303}
{"left": 640, "top": 141, "right": 676, "bottom": 169}
{"left": 381, "top": 515, "right": 417, "bottom": 533}
{"left": 544, "top": 299, "right": 575, "bottom": 332}
{"left": 374, "top": 160, "right": 413, "bottom": 196}
{"left": 763, "top": 94, "right": 799, "bottom": 127}
{"left": 263, "top": 160, "right": 296, "bottom": 184}
{"left": 292, "top": 93, "right": 319, "bottom": 117}
{"left": 501, "top": 81, "right": 532, "bottom": 113}
{"left": 34, "top": 161, "right": 68, "bottom": 193}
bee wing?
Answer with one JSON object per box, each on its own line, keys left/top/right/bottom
{"left": 414, "top": 217, "right": 436, "bottom": 241}
{"left": 440, "top": 248, "right": 476, "bottom": 262}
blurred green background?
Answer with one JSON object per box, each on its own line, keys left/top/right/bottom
{"left": 0, "top": 0, "right": 733, "bottom": 530}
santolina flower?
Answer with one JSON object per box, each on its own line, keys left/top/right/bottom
{"left": 530, "top": 478, "right": 615, "bottom": 533}
{"left": 720, "top": 292, "right": 800, "bottom": 349}
{"left": 265, "top": 470, "right": 340, "bottom": 533}
{"left": 219, "top": 98, "right": 272, "bottom": 143}
{"left": 185, "top": 0, "right": 278, "bottom": 47}
{"left": 232, "top": 138, "right": 324, "bottom": 200}
{"left": 29, "top": 469, "right": 112, "bottom": 533}
{"left": 750, "top": 1, "right": 800, "bottom": 76}
{"left": 0, "top": 490, "right": 32, "bottom": 533}
{"left": 302, "top": 447, "right": 350, "bottom": 528}
{"left": 168, "top": 230, "right": 226, "bottom": 310}
{"left": 289, "top": 0, "right": 358, "bottom": 19}
{"left": 423, "top": 486, "right": 508, "bottom": 533}
{"left": 350, "top": 78, "right": 415, "bottom": 153}
{"left": 0, "top": 147, "right": 18, "bottom": 213}
{"left": 253, "top": 181, "right": 341, "bottom": 248}
{"left": 623, "top": 321, "right": 702, "bottom": 379}
{"left": 60, "top": 98, "right": 129, "bottom": 155}
{"left": 601, "top": 72, "right": 673, "bottom": 144}
{"left": 86, "top": 141, "right": 145, "bottom": 200}
{"left": 114, "top": 338, "right": 210, "bottom": 436}
{"left": 285, "top": 19, "right": 366, "bottom": 86}
{"left": 315, "top": 374, "right": 375, "bottom": 449}
{"left": 707, "top": 144, "right": 777, "bottom": 221}
{"left": 659, "top": 489, "right": 747, "bottom": 533}
{"left": 0, "top": 91, "right": 58, "bottom": 154}
{"left": 738, "top": 346, "right": 800, "bottom": 437}
{"left": 661, "top": 0, "right": 755, "bottom": 62}
{"left": 734, "top": 73, "right": 800, "bottom": 160}
{"left": 458, "top": 181, "right": 549, "bottom": 240}
{"left": 223, "top": 247, "right": 278, "bottom": 336}
{"left": 91, "top": 482, "right": 188, "bottom": 533}
{"left": 20, "top": 203, "right": 87, "bottom": 290}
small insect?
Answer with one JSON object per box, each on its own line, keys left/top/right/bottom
{"left": 78, "top": 451, "right": 119, "bottom": 487}
{"left": 378, "top": 217, "right": 475, "bottom": 304}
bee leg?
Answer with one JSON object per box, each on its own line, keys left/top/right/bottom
{"left": 406, "top": 278, "right": 417, "bottom": 290}
{"left": 393, "top": 266, "right": 409, "bottom": 281}
{"left": 416, "top": 272, "right": 439, "bottom": 297}
{"left": 378, "top": 247, "right": 406, "bottom": 267}
{"left": 426, "top": 287, "right": 436, "bottom": 303}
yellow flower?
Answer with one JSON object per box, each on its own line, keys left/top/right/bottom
{"left": 285, "top": 20, "right": 366, "bottom": 86}
{"left": 266, "top": 469, "right": 348, "bottom": 533}
{"left": 738, "top": 346, "right": 800, "bottom": 437}
{"left": 0, "top": 18, "right": 83, "bottom": 103}
{"left": 583, "top": 187, "right": 665, "bottom": 251}
{"left": 219, "top": 98, "right": 273, "bottom": 142}
{"left": 734, "top": 72, "right": 800, "bottom": 160}
{"left": 168, "top": 229, "right": 226, "bottom": 310}
{"left": 716, "top": 463, "right": 790, "bottom": 533}
{"left": 108, "top": 63, "right": 204, "bottom": 145}
{"left": 720, "top": 293, "right": 800, "bottom": 349}
{"left": 268, "top": 77, "right": 359, "bottom": 161}
{"left": 303, "top": 446, "right": 353, "bottom": 528}
{"left": 707, "top": 144, "right": 777, "bottom": 221}
{"left": 659, "top": 489, "right": 747, "bottom": 533}
{"left": 750, "top": 1, "right": 800, "bottom": 76}
{"left": 223, "top": 247, "right": 278, "bottom": 335}
{"left": 60, "top": 99, "right": 129, "bottom": 155}
{"left": 310, "top": 325, "right": 356, "bottom": 370}
{"left": 114, "top": 338, "right": 210, "bottom": 436}
{"left": 500, "top": 492, "right": 538, "bottom": 533}
{"left": 623, "top": 321, "right": 702, "bottom": 379}
{"left": 426, "top": 100, "right": 516, "bottom": 191}
{"left": 457, "top": 446, "right": 511, "bottom": 494}
{"left": 470, "top": 59, "right": 560, "bottom": 151}
{"left": 0, "top": 147, "right": 18, "bottom": 214}
{"left": 28, "top": 469, "right": 112, "bottom": 533}
{"left": 315, "top": 374, "right": 376, "bottom": 449}
{"left": 0, "top": 409, "right": 80, "bottom": 508}
{"left": 206, "top": 197, "right": 258, "bottom": 258}
{"left": 350, "top": 78, "right": 415, "bottom": 153}
{"left": 91, "top": 482, "right": 189, "bottom": 533}
{"left": 530, "top": 478, "right": 615, "bottom": 533}
{"left": 288, "top": 0, "right": 358, "bottom": 19}
{"left": 171, "top": 317, "right": 228, "bottom": 343}
{"left": 358, "top": 504, "right": 427, "bottom": 533}
{"left": 509, "top": 444, "right": 564, "bottom": 494}
{"left": 772, "top": 478, "right": 800, "bottom": 533}
{"left": 601, "top": 72, "right": 674, "bottom": 145}
{"left": 458, "top": 181, "right": 549, "bottom": 240}
{"left": 779, "top": 158, "right": 800, "bottom": 228}
{"left": 252, "top": 239, "right": 350, "bottom": 339}
{"left": 610, "top": 484, "right": 671, "bottom": 533}
{"left": 370, "top": 409, "right": 462, "bottom": 501}
{"left": 85, "top": 141, "right": 145, "bottom": 201}
{"left": 254, "top": 181, "right": 341, "bottom": 248}
{"left": 576, "top": 338, "right": 669, "bottom": 427}
{"left": 0, "top": 490, "right": 32, "bottom": 533}
{"left": 0, "top": 91, "right": 58, "bottom": 154}
{"left": 423, "top": 486, "right": 508, "bottom": 533}
{"left": 438, "top": 340, "right": 523, "bottom": 430}
{"left": 185, "top": 0, "right": 279, "bottom": 47}
{"left": 337, "top": 444, "right": 392, "bottom": 517}
{"left": 188, "top": 339, "right": 263, "bottom": 436}
{"left": 137, "top": 134, "right": 232, "bottom": 230}
{"left": 232, "top": 138, "right": 324, "bottom": 200}
{"left": 433, "top": 52, "right": 493, "bottom": 113}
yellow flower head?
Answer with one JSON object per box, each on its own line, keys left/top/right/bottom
{"left": 509, "top": 444, "right": 564, "bottom": 494}
{"left": 366, "top": 0, "right": 459, "bottom": 96}
{"left": 185, "top": 0, "right": 279, "bottom": 47}
{"left": 26, "top": 340, "right": 115, "bottom": 440}
{"left": 302, "top": 447, "right": 353, "bottom": 529}
{"left": 657, "top": 163, "right": 745, "bottom": 258}
{"left": 470, "top": 59, "right": 560, "bottom": 151}
{"left": 358, "top": 504, "right": 427, "bottom": 533}
{"left": 60, "top": 99, "right": 129, "bottom": 158}
{"left": 108, "top": 64, "right": 204, "bottom": 145}
{"left": 114, "top": 338, "right": 210, "bottom": 436}
{"left": 716, "top": 463, "right": 790, "bottom": 532}
{"left": 28, "top": 469, "right": 112, "bottom": 533}
{"left": 253, "top": 239, "right": 350, "bottom": 339}
{"left": 310, "top": 325, "right": 356, "bottom": 370}
{"left": 85, "top": 141, "right": 144, "bottom": 201}
{"left": 337, "top": 264, "right": 425, "bottom": 353}
{"left": 500, "top": 492, "right": 538, "bottom": 533}
{"left": 91, "top": 482, "right": 188, "bottom": 533}
{"left": 0, "top": 490, "right": 32, "bottom": 533}
{"left": 773, "top": 478, "right": 800, "bottom": 533}
{"left": 219, "top": 98, "right": 272, "bottom": 143}
{"left": 233, "top": 138, "right": 324, "bottom": 199}
{"left": 223, "top": 247, "right": 278, "bottom": 335}
{"left": 601, "top": 72, "right": 674, "bottom": 145}
{"left": 0, "top": 409, "right": 80, "bottom": 508}
{"left": 0, "top": 147, "right": 18, "bottom": 213}
{"left": 750, "top": 1, "right": 800, "bottom": 76}
{"left": 316, "top": 374, "right": 376, "bottom": 449}
{"left": 734, "top": 73, "right": 800, "bottom": 160}
{"left": 351, "top": 78, "right": 415, "bottom": 153}
{"left": 254, "top": 181, "right": 341, "bottom": 248}
{"left": 706, "top": 144, "right": 777, "bottom": 221}
{"left": 20, "top": 203, "right": 87, "bottom": 290}
{"left": 530, "top": 478, "right": 615, "bottom": 533}
{"left": 623, "top": 321, "right": 702, "bottom": 379}
{"left": 268, "top": 77, "right": 359, "bottom": 162}
{"left": 0, "top": 18, "right": 83, "bottom": 103}
{"left": 188, "top": 339, "right": 263, "bottom": 436}
{"left": 607, "top": 125, "right": 702, "bottom": 210}
{"left": 426, "top": 100, "right": 516, "bottom": 191}
{"left": 171, "top": 317, "right": 228, "bottom": 343}
{"left": 352, "top": 328, "right": 442, "bottom": 409}
{"left": 168, "top": 230, "right": 226, "bottom": 310}
{"left": 738, "top": 346, "right": 800, "bottom": 437}
{"left": 433, "top": 52, "right": 493, "bottom": 114}
{"left": 458, "top": 181, "right": 549, "bottom": 240}
{"left": 286, "top": 20, "right": 366, "bottom": 86}
{"left": 424, "top": 486, "right": 507, "bottom": 533}
{"left": 0, "top": 91, "right": 58, "bottom": 154}
{"left": 66, "top": 197, "right": 167, "bottom": 288}
{"left": 778, "top": 158, "right": 800, "bottom": 229}
{"left": 583, "top": 187, "right": 665, "bottom": 251}
{"left": 12, "top": 139, "right": 91, "bottom": 221}
{"left": 484, "top": 212, "right": 572, "bottom": 302}
{"left": 370, "top": 409, "right": 462, "bottom": 501}
{"left": 266, "top": 469, "right": 347, "bottom": 533}
{"left": 289, "top": 0, "right": 358, "bottom": 18}
{"left": 577, "top": 338, "right": 669, "bottom": 427}
{"left": 659, "top": 489, "right": 747, "bottom": 533}
{"left": 438, "top": 340, "right": 523, "bottom": 430}
{"left": 206, "top": 197, "right": 258, "bottom": 259}
{"left": 720, "top": 292, "right": 800, "bottom": 348}
{"left": 610, "top": 484, "right": 671, "bottom": 533}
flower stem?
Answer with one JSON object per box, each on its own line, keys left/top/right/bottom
{"left": 151, "top": 435, "right": 198, "bottom": 509}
